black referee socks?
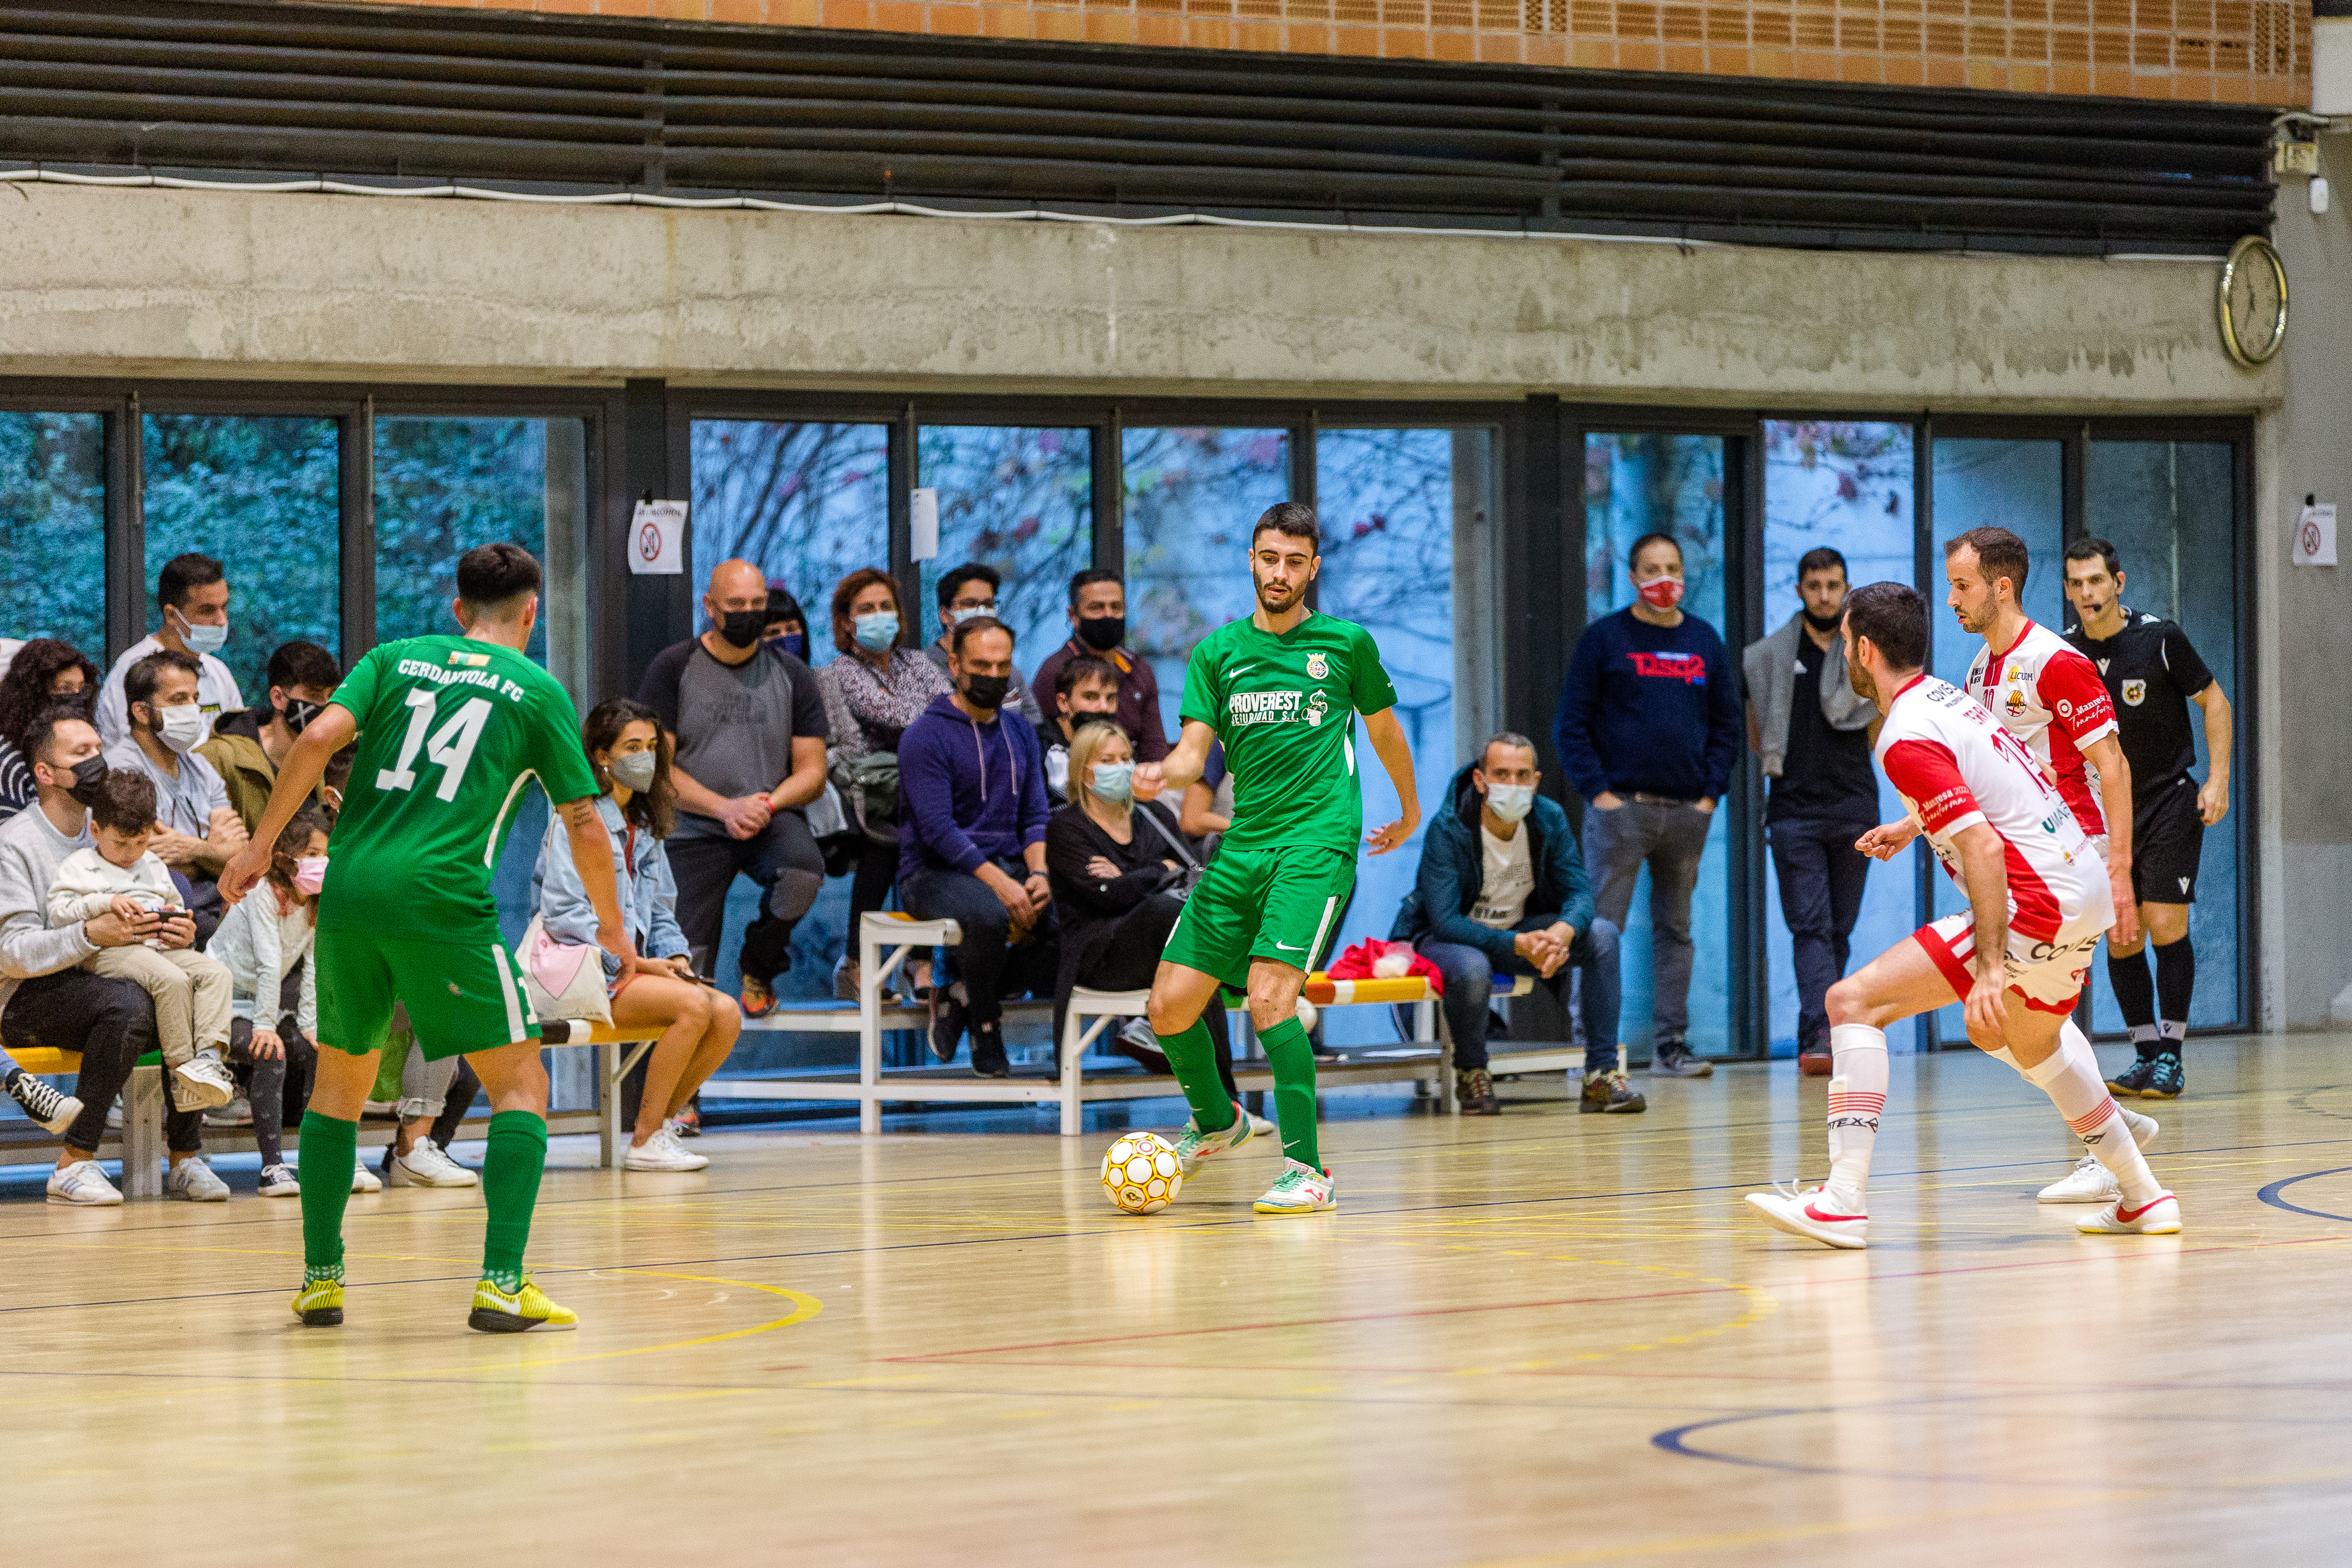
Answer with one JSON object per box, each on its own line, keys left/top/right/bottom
{"left": 2107, "top": 947, "right": 2159, "bottom": 1055}
{"left": 2154, "top": 937, "right": 2195, "bottom": 1050}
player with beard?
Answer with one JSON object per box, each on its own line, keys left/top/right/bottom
{"left": 1134, "top": 502, "right": 1418, "bottom": 1216}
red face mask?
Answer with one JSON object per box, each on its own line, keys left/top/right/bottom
{"left": 1637, "top": 576, "right": 1684, "bottom": 610}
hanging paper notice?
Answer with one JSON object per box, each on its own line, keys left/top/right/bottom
{"left": 629, "top": 499, "right": 687, "bottom": 575}
{"left": 2294, "top": 501, "right": 2337, "bottom": 567}
{"left": 910, "top": 487, "right": 940, "bottom": 562}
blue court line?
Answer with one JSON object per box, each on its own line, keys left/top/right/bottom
{"left": 2254, "top": 1167, "right": 2352, "bottom": 1224}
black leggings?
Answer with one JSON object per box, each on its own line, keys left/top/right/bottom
{"left": 847, "top": 839, "right": 900, "bottom": 941}
{"left": 229, "top": 1014, "right": 318, "bottom": 1168}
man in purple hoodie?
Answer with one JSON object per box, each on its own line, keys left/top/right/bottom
{"left": 899, "top": 616, "right": 1058, "bottom": 1077}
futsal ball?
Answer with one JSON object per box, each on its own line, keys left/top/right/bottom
{"left": 1100, "top": 1131, "right": 1183, "bottom": 1214}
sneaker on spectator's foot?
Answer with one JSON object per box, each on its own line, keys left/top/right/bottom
{"left": 1244, "top": 1108, "right": 1278, "bottom": 1136}
{"left": 833, "top": 955, "right": 861, "bottom": 1002}
{"left": 259, "top": 1163, "right": 301, "bottom": 1198}
{"left": 673, "top": 1097, "right": 703, "bottom": 1137}
{"left": 291, "top": 1277, "right": 344, "bottom": 1327}
{"left": 969, "top": 1019, "right": 1010, "bottom": 1079}
{"left": 625, "top": 1128, "right": 709, "bottom": 1171}
{"left": 1746, "top": 1182, "right": 1869, "bottom": 1249}
{"left": 1647, "top": 1044, "right": 1713, "bottom": 1079}
{"left": 2105, "top": 1055, "right": 2160, "bottom": 1097}
{"left": 1579, "top": 1067, "right": 1647, "bottom": 1114}
{"left": 469, "top": 1276, "right": 577, "bottom": 1334}
{"left": 1253, "top": 1159, "right": 1337, "bottom": 1215}
{"left": 166, "top": 1159, "right": 230, "bottom": 1202}
{"left": 2141, "top": 1053, "right": 2185, "bottom": 1099}
{"left": 47, "top": 1159, "right": 122, "bottom": 1206}
{"left": 739, "top": 972, "right": 778, "bottom": 1019}
{"left": 387, "top": 1138, "right": 478, "bottom": 1189}
{"left": 1456, "top": 1067, "right": 1500, "bottom": 1116}
{"left": 350, "top": 1161, "right": 382, "bottom": 1195}
{"left": 930, "top": 987, "right": 968, "bottom": 1064}
{"left": 1797, "top": 1036, "right": 1833, "bottom": 1076}
{"left": 2076, "top": 1191, "right": 2181, "bottom": 1235}
{"left": 202, "top": 1095, "right": 253, "bottom": 1128}
{"left": 1114, "top": 1018, "right": 1172, "bottom": 1074}
{"left": 5, "top": 1066, "right": 83, "bottom": 1135}
{"left": 1170, "top": 1104, "right": 1253, "bottom": 1175}
{"left": 171, "top": 1053, "right": 239, "bottom": 1110}
{"left": 105, "top": 1102, "right": 123, "bottom": 1129}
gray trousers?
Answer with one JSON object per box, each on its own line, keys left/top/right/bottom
{"left": 1581, "top": 798, "right": 1713, "bottom": 1054}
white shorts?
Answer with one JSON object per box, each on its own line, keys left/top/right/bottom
{"left": 1913, "top": 911, "right": 2105, "bottom": 1015}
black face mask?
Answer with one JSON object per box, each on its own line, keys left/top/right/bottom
{"left": 715, "top": 610, "right": 766, "bottom": 650}
{"left": 962, "top": 673, "right": 1012, "bottom": 712}
{"left": 47, "top": 689, "right": 93, "bottom": 719}
{"left": 58, "top": 754, "right": 107, "bottom": 807}
{"left": 1077, "top": 615, "right": 1126, "bottom": 653}
{"left": 282, "top": 698, "right": 325, "bottom": 735}
{"left": 1803, "top": 608, "right": 1843, "bottom": 633}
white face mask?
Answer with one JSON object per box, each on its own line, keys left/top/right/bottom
{"left": 153, "top": 702, "right": 209, "bottom": 755}
{"left": 171, "top": 606, "right": 228, "bottom": 657}
{"left": 1484, "top": 782, "right": 1535, "bottom": 824}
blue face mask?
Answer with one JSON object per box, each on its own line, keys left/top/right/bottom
{"left": 779, "top": 632, "right": 809, "bottom": 662}
{"left": 854, "top": 612, "right": 899, "bottom": 652}
{"left": 171, "top": 606, "right": 228, "bottom": 658}
{"left": 1090, "top": 760, "right": 1135, "bottom": 805}
{"left": 950, "top": 602, "right": 998, "bottom": 626}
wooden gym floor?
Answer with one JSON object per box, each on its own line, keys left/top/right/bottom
{"left": 4, "top": 1035, "right": 2351, "bottom": 1566}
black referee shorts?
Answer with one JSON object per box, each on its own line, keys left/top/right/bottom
{"left": 2129, "top": 775, "right": 2205, "bottom": 906}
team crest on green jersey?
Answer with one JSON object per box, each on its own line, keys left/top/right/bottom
{"left": 1306, "top": 652, "right": 1329, "bottom": 679}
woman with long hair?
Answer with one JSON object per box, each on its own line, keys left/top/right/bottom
{"left": 535, "top": 697, "right": 741, "bottom": 1172}
{"left": 0, "top": 638, "right": 99, "bottom": 820}
{"left": 815, "top": 567, "right": 949, "bottom": 999}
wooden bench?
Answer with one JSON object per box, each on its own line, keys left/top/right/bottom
{"left": 703, "top": 912, "right": 1580, "bottom": 1136}
{"left": 1, "top": 1024, "right": 665, "bottom": 1199}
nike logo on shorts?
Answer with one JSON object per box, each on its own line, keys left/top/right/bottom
{"left": 1274, "top": 940, "right": 1305, "bottom": 952}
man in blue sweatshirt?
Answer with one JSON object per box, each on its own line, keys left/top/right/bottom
{"left": 1552, "top": 532, "right": 1743, "bottom": 1083}
{"left": 899, "top": 616, "right": 1057, "bottom": 1078}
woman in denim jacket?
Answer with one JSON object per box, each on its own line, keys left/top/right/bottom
{"left": 535, "top": 697, "right": 741, "bottom": 1173}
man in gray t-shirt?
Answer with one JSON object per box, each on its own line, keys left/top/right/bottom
{"left": 637, "top": 558, "right": 830, "bottom": 1014}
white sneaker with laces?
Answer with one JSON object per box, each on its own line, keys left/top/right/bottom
{"left": 166, "top": 1159, "right": 230, "bottom": 1202}
{"left": 171, "top": 1055, "right": 239, "bottom": 1111}
{"left": 1745, "top": 1182, "right": 1869, "bottom": 1249}
{"left": 259, "top": 1163, "right": 301, "bottom": 1198}
{"left": 626, "top": 1127, "right": 710, "bottom": 1171}
{"left": 1253, "top": 1159, "right": 1337, "bottom": 1215}
{"left": 47, "top": 1159, "right": 123, "bottom": 1206}
{"left": 2037, "top": 1110, "right": 2158, "bottom": 1204}
{"left": 202, "top": 1096, "right": 254, "bottom": 1129}
{"left": 350, "top": 1160, "right": 383, "bottom": 1195}
{"left": 1168, "top": 1104, "right": 1253, "bottom": 1176}
{"left": 387, "top": 1137, "right": 479, "bottom": 1189}
{"left": 2077, "top": 1191, "right": 2181, "bottom": 1234}
{"left": 5, "top": 1067, "right": 83, "bottom": 1134}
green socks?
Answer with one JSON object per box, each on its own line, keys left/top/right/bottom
{"left": 1256, "top": 1015, "right": 1321, "bottom": 1170}
{"left": 297, "top": 1109, "right": 356, "bottom": 1284}
{"left": 481, "top": 1109, "right": 549, "bottom": 1294}
{"left": 1155, "top": 1016, "right": 1236, "bottom": 1132}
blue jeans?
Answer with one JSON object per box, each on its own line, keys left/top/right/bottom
{"left": 1766, "top": 815, "right": 1875, "bottom": 1052}
{"left": 1582, "top": 799, "right": 1711, "bottom": 1055}
{"left": 1417, "top": 916, "right": 1622, "bottom": 1072}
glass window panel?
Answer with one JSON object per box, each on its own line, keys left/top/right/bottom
{"left": 0, "top": 413, "right": 105, "bottom": 654}
{"left": 1927, "top": 436, "right": 2063, "bottom": 1043}
{"left": 373, "top": 416, "right": 591, "bottom": 940}
{"left": 1760, "top": 421, "right": 1917, "bottom": 1054}
{"left": 690, "top": 421, "right": 891, "bottom": 667}
{"left": 2082, "top": 441, "right": 2239, "bottom": 1029}
{"left": 916, "top": 426, "right": 1092, "bottom": 673}
{"left": 1122, "top": 427, "right": 1290, "bottom": 739}
{"left": 1313, "top": 429, "right": 1495, "bottom": 1046}
{"left": 143, "top": 414, "right": 340, "bottom": 700}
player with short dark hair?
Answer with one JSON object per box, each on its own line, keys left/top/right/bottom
{"left": 1135, "top": 500, "right": 1419, "bottom": 1215}
{"left": 220, "top": 541, "right": 637, "bottom": 1335}
{"left": 2062, "top": 538, "right": 2233, "bottom": 1100}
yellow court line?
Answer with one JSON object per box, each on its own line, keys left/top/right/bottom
{"left": 388, "top": 1269, "right": 824, "bottom": 1378}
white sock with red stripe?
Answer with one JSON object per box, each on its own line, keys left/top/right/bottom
{"left": 2021, "top": 1040, "right": 2162, "bottom": 1207}
{"left": 1823, "top": 1024, "right": 1888, "bottom": 1215}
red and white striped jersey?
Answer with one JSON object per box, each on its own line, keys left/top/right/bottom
{"left": 1876, "top": 674, "right": 2112, "bottom": 943}
{"left": 1963, "top": 618, "right": 2118, "bottom": 834}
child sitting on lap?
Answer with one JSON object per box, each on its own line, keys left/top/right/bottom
{"left": 46, "top": 769, "right": 238, "bottom": 1111}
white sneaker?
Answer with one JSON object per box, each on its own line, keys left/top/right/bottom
{"left": 1168, "top": 1104, "right": 1254, "bottom": 1176}
{"left": 259, "top": 1163, "right": 301, "bottom": 1197}
{"left": 1253, "top": 1158, "right": 1337, "bottom": 1215}
{"left": 386, "top": 1138, "right": 478, "bottom": 1189}
{"left": 350, "top": 1160, "right": 383, "bottom": 1195}
{"left": 1745, "top": 1182, "right": 1869, "bottom": 1249}
{"left": 166, "top": 1159, "right": 230, "bottom": 1202}
{"left": 625, "top": 1128, "right": 710, "bottom": 1172}
{"left": 2077, "top": 1191, "right": 2181, "bottom": 1234}
{"left": 5, "top": 1067, "right": 83, "bottom": 1134}
{"left": 203, "top": 1096, "right": 254, "bottom": 1128}
{"left": 47, "top": 1159, "right": 123, "bottom": 1206}
{"left": 2037, "top": 1111, "right": 2158, "bottom": 1203}
{"left": 171, "top": 1055, "right": 239, "bottom": 1111}
{"left": 1244, "top": 1109, "right": 1277, "bottom": 1137}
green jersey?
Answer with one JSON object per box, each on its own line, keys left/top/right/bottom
{"left": 1178, "top": 610, "right": 1398, "bottom": 855}
{"left": 317, "top": 634, "right": 598, "bottom": 943}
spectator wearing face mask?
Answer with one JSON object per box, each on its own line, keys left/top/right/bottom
{"left": 103, "top": 650, "right": 250, "bottom": 946}
{"left": 1043, "top": 654, "right": 1124, "bottom": 806}
{"left": 198, "top": 639, "right": 346, "bottom": 836}
{"left": 637, "top": 558, "right": 829, "bottom": 1020}
{"left": 0, "top": 638, "right": 99, "bottom": 822}
{"left": 97, "top": 552, "right": 243, "bottom": 746}
{"left": 1029, "top": 569, "right": 1170, "bottom": 762}
{"left": 763, "top": 584, "right": 810, "bottom": 660}
{"left": 924, "top": 563, "right": 1044, "bottom": 727}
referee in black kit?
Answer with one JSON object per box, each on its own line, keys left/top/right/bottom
{"left": 2062, "top": 538, "right": 2234, "bottom": 1100}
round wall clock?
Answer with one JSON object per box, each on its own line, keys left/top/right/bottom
{"left": 2217, "top": 234, "right": 2287, "bottom": 367}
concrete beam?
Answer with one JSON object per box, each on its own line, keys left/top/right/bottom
{"left": 0, "top": 183, "right": 2280, "bottom": 411}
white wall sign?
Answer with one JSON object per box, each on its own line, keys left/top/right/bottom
{"left": 628, "top": 498, "right": 687, "bottom": 575}
{"left": 910, "top": 486, "right": 940, "bottom": 562}
{"left": 2294, "top": 500, "right": 2337, "bottom": 567}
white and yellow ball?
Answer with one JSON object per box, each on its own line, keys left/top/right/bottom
{"left": 1099, "top": 1131, "right": 1183, "bottom": 1214}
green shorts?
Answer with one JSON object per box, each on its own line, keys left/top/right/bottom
{"left": 1159, "top": 844, "right": 1356, "bottom": 989}
{"left": 314, "top": 927, "right": 542, "bottom": 1062}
